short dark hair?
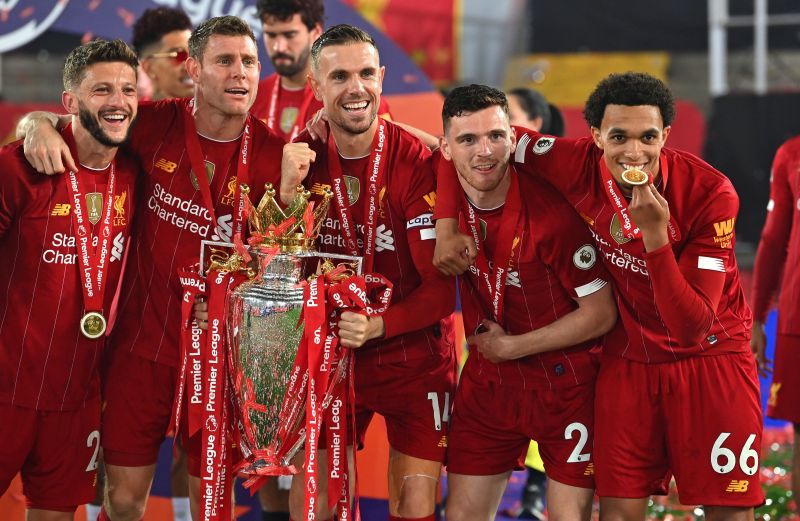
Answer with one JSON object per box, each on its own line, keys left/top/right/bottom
{"left": 442, "top": 84, "right": 509, "bottom": 132}
{"left": 508, "top": 87, "right": 551, "bottom": 132}
{"left": 63, "top": 39, "right": 139, "bottom": 91}
{"left": 256, "top": 0, "right": 324, "bottom": 30}
{"left": 310, "top": 24, "right": 377, "bottom": 71}
{"left": 583, "top": 72, "right": 675, "bottom": 128}
{"left": 131, "top": 7, "right": 192, "bottom": 56}
{"left": 189, "top": 16, "right": 257, "bottom": 61}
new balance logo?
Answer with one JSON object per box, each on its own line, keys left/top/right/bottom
{"left": 437, "top": 435, "right": 448, "bottom": 448}
{"left": 51, "top": 203, "right": 71, "bottom": 216}
{"left": 725, "top": 480, "right": 749, "bottom": 493}
{"left": 155, "top": 158, "right": 177, "bottom": 173}
{"left": 310, "top": 182, "right": 332, "bottom": 196}
{"left": 583, "top": 463, "right": 595, "bottom": 476}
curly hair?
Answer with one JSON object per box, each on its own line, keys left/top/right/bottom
{"left": 310, "top": 24, "right": 377, "bottom": 71}
{"left": 256, "top": 0, "right": 324, "bottom": 29}
{"left": 63, "top": 39, "right": 139, "bottom": 90}
{"left": 583, "top": 72, "right": 675, "bottom": 128}
{"left": 189, "top": 16, "right": 257, "bottom": 61}
{"left": 442, "top": 84, "right": 509, "bottom": 132}
{"left": 131, "top": 7, "right": 192, "bottom": 56}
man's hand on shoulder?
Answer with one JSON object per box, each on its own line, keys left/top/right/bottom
{"left": 433, "top": 218, "right": 475, "bottom": 276}
{"left": 19, "top": 112, "right": 76, "bottom": 175}
{"left": 280, "top": 142, "right": 316, "bottom": 205}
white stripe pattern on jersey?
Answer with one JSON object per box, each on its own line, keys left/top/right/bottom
{"left": 574, "top": 278, "right": 608, "bottom": 298}
{"left": 515, "top": 133, "right": 531, "bottom": 164}
{"left": 697, "top": 256, "right": 725, "bottom": 272}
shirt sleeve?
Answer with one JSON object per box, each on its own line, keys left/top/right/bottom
{"left": 381, "top": 147, "right": 456, "bottom": 339}
{"left": 751, "top": 141, "right": 795, "bottom": 322}
{"left": 533, "top": 190, "right": 609, "bottom": 298}
{"left": 0, "top": 147, "right": 25, "bottom": 237}
{"left": 643, "top": 186, "right": 739, "bottom": 346}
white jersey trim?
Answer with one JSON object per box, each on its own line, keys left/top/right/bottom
{"left": 515, "top": 133, "right": 531, "bottom": 164}
{"left": 697, "top": 256, "right": 725, "bottom": 272}
{"left": 574, "top": 277, "right": 607, "bottom": 298}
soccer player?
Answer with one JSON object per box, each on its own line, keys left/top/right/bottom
{"left": 279, "top": 24, "right": 456, "bottom": 521}
{"left": 252, "top": 0, "right": 391, "bottom": 142}
{"left": 0, "top": 39, "right": 139, "bottom": 521}
{"left": 132, "top": 7, "right": 194, "bottom": 101}
{"left": 433, "top": 73, "right": 764, "bottom": 520}
{"left": 751, "top": 135, "right": 800, "bottom": 509}
{"left": 18, "top": 16, "right": 285, "bottom": 521}
{"left": 438, "top": 84, "right": 616, "bottom": 521}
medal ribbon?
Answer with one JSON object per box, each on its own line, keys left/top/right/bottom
{"left": 176, "top": 266, "right": 207, "bottom": 439}
{"left": 459, "top": 167, "right": 523, "bottom": 324}
{"left": 201, "top": 269, "right": 236, "bottom": 521}
{"left": 327, "top": 118, "right": 388, "bottom": 274}
{"left": 183, "top": 100, "right": 252, "bottom": 239}
{"left": 598, "top": 155, "right": 681, "bottom": 242}
{"left": 63, "top": 131, "right": 117, "bottom": 319}
{"left": 267, "top": 77, "right": 316, "bottom": 142}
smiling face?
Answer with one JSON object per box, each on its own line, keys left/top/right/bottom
{"left": 141, "top": 29, "right": 193, "bottom": 100}
{"left": 64, "top": 61, "right": 138, "bottom": 147}
{"left": 591, "top": 104, "right": 670, "bottom": 193}
{"left": 262, "top": 13, "right": 320, "bottom": 79}
{"left": 310, "top": 41, "right": 384, "bottom": 136}
{"left": 186, "top": 34, "right": 261, "bottom": 117}
{"left": 441, "top": 105, "right": 517, "bottom": 201}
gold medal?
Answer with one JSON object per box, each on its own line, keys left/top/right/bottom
{"left": 621, "top": 168, "right": 649, "bottom": 186}
{"left": 80, "top": 311, "right": 107, "bottom": 339}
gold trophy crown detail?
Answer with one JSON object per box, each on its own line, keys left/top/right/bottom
{"left": 243, "top": 182, "right": 333, "bottom": 253}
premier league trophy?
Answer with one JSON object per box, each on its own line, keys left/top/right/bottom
{"left": 218, "top": 184, "right": 361, "bottom": 483}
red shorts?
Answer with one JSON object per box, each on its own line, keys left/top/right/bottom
{"left": 595, "top": 352, "right": 764, "bottom": 507}
{"left": 102, "top": 348, "right": 201, "bottom": 475}
{"left": 326, "top": 348, "right": 457, "bottom": 462}
{"left": 0, "top": 399, "right": 101, "bottom": 511}
{"left": 446, "top": 359, "right": 596, "bottom": 488}
{"left": 767, "top": 334, "right": 800, "bottom": 424}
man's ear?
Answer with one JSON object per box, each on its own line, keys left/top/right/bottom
{"left": 310, "top": 73, "right": 323, "bottom": 101}
{"left": 590, "top": 127, "right": 604, "bottom": 150}
{"left": 439, "top": 135, "right": 452, "bottom": 161}
{"left": 62, "top": 91, "right": 78, "bottom": 115}
{"left": 185, "top": 56, "right": 200, "bottom": 84}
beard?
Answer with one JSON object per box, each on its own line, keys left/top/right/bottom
{"left": 271, "top": 47, "right": 310, "bottom": 78}
{"left": 78, "top": 102, "right": 134, "bottom": 147}
{"left": 330, "top": 102, "right": 378, "bottom": 136}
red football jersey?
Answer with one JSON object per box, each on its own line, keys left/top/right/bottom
{"left": 0, "top": 125, "right": 137, "bottom": 411}
{"left": 458, "top": 168, "right": 608, "bottom": 388}
{"left": 112, "top": 98, "right": 284, "bottom": 366}
{"left": 299, "top": 121, "right": 454, "bottom": 365}
{"left": 752, "top": 136, "right": 800, "bottom": 335}
{"left": 251, "top": 73, "right": 393, "bottom": 142}
{"left": 436, "top": 129, "right": 752, "bottom": 363}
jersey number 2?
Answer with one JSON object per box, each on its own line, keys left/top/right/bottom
{"left": 565, "top": 422, "right": 591, "bottom": 463}
{"left": 86, "top": 430, "right": 100, "bottom": 472}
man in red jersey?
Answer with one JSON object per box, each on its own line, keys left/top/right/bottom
{"left": 132, "top": 7, "right": 194, "bottom": 101}
{"left": 438, "top": 84, "right": 617, "bottom": 521}
{"left": 279, "top": 24, "right": 456, "bottom": 521}
{"left": 751, "top": 135, "right": 800, "bottom": 510}
{"left": 0, "top": 39, "right": 139, "bottom": 521}
{"left": 251, "top": 0, "right": 391, "bottom": 142}
{"left": 434, "top": 73, "right": 763, "bottom": 520}
{"left": 18, "top": 16, "right": 285, "bottom": 521}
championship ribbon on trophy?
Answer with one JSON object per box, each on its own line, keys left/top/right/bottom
{"left": 177, "top": 183, "right": 391, "bottom": 521}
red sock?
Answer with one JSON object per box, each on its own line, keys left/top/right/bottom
{"left": 389, "top": 515, "right": 435, "bottom": 521}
